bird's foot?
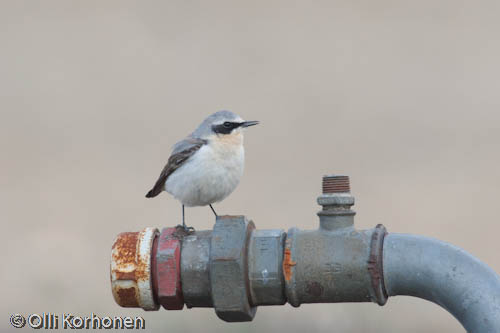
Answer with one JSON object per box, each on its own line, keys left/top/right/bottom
{"left": 184, "top": 226, "right": 195, "bottom": 234}
{"left": 175, "top": 224, "right": 195, "bottom": 234}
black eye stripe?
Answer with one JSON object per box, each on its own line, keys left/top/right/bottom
{"left": 212, "top": 122, "right": 241, "bottom": 134}
{"left": 224, "top": 122, "right": 240, "bottom": 128}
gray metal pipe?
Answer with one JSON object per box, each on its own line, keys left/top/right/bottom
{"left": 383, "top": 233, "right": 500, "bottom": 332}
{"left": 110, "top": 175, "right": 500, "bottom": 328}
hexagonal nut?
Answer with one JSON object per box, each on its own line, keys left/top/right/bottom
{"left": 154, "top": 227, "right": 184, "bottom": 310}
{"left": 248, "top": 229, "right": 286, "bottom": 305}
{"left": 110, "top": 227, "right": 160, "bottom": 311}
{"left": 210, "top": 216, "right": 257, "bottom": 322}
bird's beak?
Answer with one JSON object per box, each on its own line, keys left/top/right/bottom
{"left": 241, "top": 121, "right": 259, "bottom": 128}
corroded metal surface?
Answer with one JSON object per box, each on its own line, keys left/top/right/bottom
{"left": 322, "top": 175, "right": 350, "bottom": 193}
{"left": 110, "top": 227, "right": 160, "bottom": 311}
{"left": 283, "top": 238, "right": 296, "bottom": 283}
{"left": 283, "top": 228, "right": 299, "bottom": 307}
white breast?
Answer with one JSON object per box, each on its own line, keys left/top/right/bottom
{"left": 164, "top": 137, "right": 245, "bottom": 207}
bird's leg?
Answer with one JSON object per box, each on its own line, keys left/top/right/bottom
{"left": 209, "top": 204, "right": 218, "bottom": 218}
{"left": 182, "top": 204, "right": 185, "bottom": 229}
{"left": 177, "top": 204, "right": 194, "bottom": 233}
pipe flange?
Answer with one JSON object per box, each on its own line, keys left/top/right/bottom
{"left": 367, "top": 224, "right": 388, "bottom": 305}
{"left": 283, "top": 227, "right": 299, "bottom": 307}
{"left": 210, "top": 216, "right": 257, "bottom": 322}
{"left": 110, "top": 227, "right": 160, "bottom": 311}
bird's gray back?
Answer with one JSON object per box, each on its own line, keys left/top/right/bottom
{"left": 172, "top": 137, "right": 206, "bottom": 154}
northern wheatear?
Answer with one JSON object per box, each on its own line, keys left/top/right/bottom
{"left": 145, "top": 111, "right": 259, "bottom": 230}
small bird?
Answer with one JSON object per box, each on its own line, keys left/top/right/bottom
{"left": 145, "top": 111, "right": 259, "bottom": 230}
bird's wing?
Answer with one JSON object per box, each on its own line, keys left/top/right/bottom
{"left": 145, "top": 137, "right": 207, "bottom": 198}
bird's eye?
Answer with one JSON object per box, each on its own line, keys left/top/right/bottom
{"left": 223, "top": 122, "right": 232, "bottom": 128}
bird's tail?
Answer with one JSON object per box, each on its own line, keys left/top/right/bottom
{"left": 145, "top": 186, "right": 162, "bottom": 198}
{"left": 146, "top": 171, "right": 169, "bottom": 198}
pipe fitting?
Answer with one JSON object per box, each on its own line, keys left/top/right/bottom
{"left": 153, "top": 227, "right": 185, "bottom": 310}
{"left": 110, "top": 227, "right": 160, "bottom": 311}
{"left": 317, "top": 175, "right": 355, "bottom": 230}
{"left": 210, "top": 216, "right": 256, "bottom": 322}
{"left": 283, "top": 226, "right": 380, "bottom": 307}
{"left": 248, "top": 229, "right": 286, "bottom": 305}
{"left": 181, "top": 230, "right": 212, "bottom": 308}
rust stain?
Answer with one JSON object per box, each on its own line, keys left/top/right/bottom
{"left": 112, "top": 232, "right": 138, "bottom": 266}
{"left": 115, "top": 271, "right": 135, "bottom": 280}
{"left": 111, "top": 232, "right": 141, "bottom": 307}
{"left": 322, "top": 175, "right": 350, "bottom": 193}
{"left": 134, "top": 230, "right": 156, "bottom": 282}
{"left": 115, "top": 286, "right": 139, "bottom": 307}
{"left": 283, "top": 248, "right": 296, "bottom": 281}
{"left": 111, "top": 232, "right": 139, "bottom": 282}
{"left": 111, "top": 228, "right": 159, "bottom": 310}
{"left": 134, "top": 258, "right": 149, "bottom": 282}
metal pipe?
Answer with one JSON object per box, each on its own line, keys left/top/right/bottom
{"left": 109, "top": 174, "right": 500, "bottom": 329}
{"left": 383, "top": 233, "right": 500, "bottom": 332}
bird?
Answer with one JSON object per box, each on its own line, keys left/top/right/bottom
{"left": 145, "top": 110, "right": 259, "bottom": 231}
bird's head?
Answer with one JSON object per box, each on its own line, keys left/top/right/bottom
{"left": 193, "top": 111, "right": 259, "bottom": 143}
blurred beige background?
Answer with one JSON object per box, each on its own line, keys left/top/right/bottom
{"left": 1, "top": 1, "right": 500, "bottom": 332}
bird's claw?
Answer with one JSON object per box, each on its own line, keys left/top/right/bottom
{"left": 185, "top": 226, "right": 195, "bottom": 234}
{"left": 175, "top": 224, "right": 195, "bottom": 234}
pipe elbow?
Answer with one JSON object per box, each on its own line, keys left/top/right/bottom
{"left": 383, "top": 234, "right": 500, "bottom": 332}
